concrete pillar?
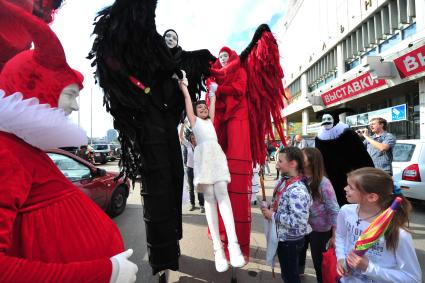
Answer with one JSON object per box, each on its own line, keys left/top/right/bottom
{"left": 302, "top": 109, "right": 309, "bottom": 135}
{"left": 419, "top": 79, "right": 425, "bottom": 139}
{"left": 416, "top": 0, "right": 425, "bottom": 31}
{"left": 336, "top": 43, "right": 345, "bottom": 77}
{"left": 300, "top": 73, "right": 308, "bottom": 99}
{"left": 339, "top": 103, "right": 347, "bottom": 124}
{"left": 300, "top": 73, "right": 310, "bottom": 135}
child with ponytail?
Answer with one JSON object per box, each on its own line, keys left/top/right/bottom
{"left": 336, "top": 167, "right": 421, "bottom": 282}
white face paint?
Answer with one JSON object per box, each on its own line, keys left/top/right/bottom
{"left": 164, "top": 30, "right": 178, "bottom": 49}
{"left": 58, "top": 83, "right": 80, "bottom": 116}
{"left": 321, "top": 114, "right": 334, "bottom": 130}
{"left": 219, "top": 51, "right": 229, "bottom": 67}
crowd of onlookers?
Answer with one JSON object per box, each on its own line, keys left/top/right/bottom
{"left": 178, "top": 117, "right": 421, "bottom": 283}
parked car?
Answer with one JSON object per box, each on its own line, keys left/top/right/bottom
{"left": 46, "top": 148, "right": 130, "bottom": 217}
{"left": 109, "top": 144, "right": 121, "bottom": 160}
{"left": 58, "top": 146, "right": 79, "bottom": 155}
{"left": 392, "top": 139, "right": 425, "bottom": 201}
{"left": 91, "top": 144, "right": 114, "bottom": 164}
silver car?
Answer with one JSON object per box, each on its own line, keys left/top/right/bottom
{"left": 392, "top": 140, "right": 425, "bottom": 201}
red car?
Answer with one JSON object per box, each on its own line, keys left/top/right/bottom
{"left": 46, "top": 148, "right": 130, "bottom": 217}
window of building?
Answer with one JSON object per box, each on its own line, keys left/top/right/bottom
{"left": 402, "top": 22, "right": 416, "bottom": 39}
{"left": 287, "top": 77, "right": 301, "bottom": 104}
{"left": 307, "top": 48, "right": 337, "bottom": 91}
{"left": 379, "top": 33, "right": 401, "bottom": 53}
{"left": 344, "top": 0, "right": 416, "bottom": 71}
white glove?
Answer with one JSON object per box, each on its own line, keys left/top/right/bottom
{"left": 208, "top": 82, "right": 218, "bottom": 97}
{"left": 173, "top": 70, "right": 188, "bottom": 87}
{"left": 181, "top": 70, "right": 189, "bottom": 86}
{"left": 110, "top": 249, "right": 138, "bottom": 283}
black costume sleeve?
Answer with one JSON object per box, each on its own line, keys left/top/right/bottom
{"left": 180, "top": 49, "right": 216, "bottom": 100}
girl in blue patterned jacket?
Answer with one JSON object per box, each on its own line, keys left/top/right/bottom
{"left": 261, "top": 147, "right": 312, "bottom": 283}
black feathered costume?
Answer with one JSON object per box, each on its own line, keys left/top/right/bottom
{"left": 88, "top": 0, "right": 215, "bottom": 274}
{"left": 315, "top": 109, "right": 374, "bottom": 206}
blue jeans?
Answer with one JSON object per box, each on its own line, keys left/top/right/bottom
{"left": 277, "top": 238, "right": 305, "bottom": 283}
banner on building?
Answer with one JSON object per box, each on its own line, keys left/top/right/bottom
{"left": 306, "top": 123, "right": 322, "bottom": 134}
{"left": 394, "top": 45, "right": 425, "bottom": 79}
{"left": 321, "top": 73, "right": 386, "bottom": 106}
{"left": 346, "top": 104, "right": 407, "bottom": 127}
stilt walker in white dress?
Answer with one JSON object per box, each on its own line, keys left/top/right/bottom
{"left": 179, "top": 79, "right": 245, "bottom": 272}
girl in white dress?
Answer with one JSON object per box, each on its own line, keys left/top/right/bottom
{"left": 179, "top": 80, "right": 245, "bottom": 272}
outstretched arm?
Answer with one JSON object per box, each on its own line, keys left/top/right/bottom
{"left": 209, "top": 95, "right": 216, "bottom": 122}
{"left": 179, "top": 81, "right": 196, "bottom": 128}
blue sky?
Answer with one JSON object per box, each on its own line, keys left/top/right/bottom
{"left": 52, "top": 0, "right": 287, "bottom": 137}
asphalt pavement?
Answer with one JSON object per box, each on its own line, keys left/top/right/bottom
{"left": 112, "top": 171, "right": 317, "bottom": 283}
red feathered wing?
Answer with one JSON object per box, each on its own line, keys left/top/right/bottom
{"left": 240, "top": 24, "right": 287, "bottom": 165}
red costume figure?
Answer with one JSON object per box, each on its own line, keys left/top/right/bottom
{"left": 209, "top": 46, "right": 253, "bottom": 259}
{"left": 207, "top": 25, "right": 287, "bottom": 262}
{"left": 0, "top": 2, "right": 137, "bottom": 282}
{"left": 0, "top": 0, "right": 65, "bottom": 70}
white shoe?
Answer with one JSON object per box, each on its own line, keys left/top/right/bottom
{"left": 228, "top": 243, "right": 245, "bottom": 268}
{"left": 214, "top": 248, "right": 229, "bottom": 272}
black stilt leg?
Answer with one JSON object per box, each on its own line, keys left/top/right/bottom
{"left": 159, "top": 271, "right": 166, "bottom": 283}
{"left": 230, "top": 267, "right": 237, "bottom": 283}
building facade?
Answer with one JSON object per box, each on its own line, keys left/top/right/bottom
{"left": 279, "top": 0, "right": 425, "bottom": 140}
{"left": 106, "top": 129, "right": 118, "bottom": 143}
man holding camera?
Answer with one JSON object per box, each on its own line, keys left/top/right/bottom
{"left": 358, "top": 117, "right": 396, "bottom": 175}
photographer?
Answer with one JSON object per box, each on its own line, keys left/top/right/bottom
{"left": 357, "top": 117, "right": 396, "bottom": 175}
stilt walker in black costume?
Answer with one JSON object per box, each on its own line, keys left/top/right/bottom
{"left": 315, "top": 108, "right": 374, "bottom": 206}
{"left": 88, "top": 0, "right": 215, "bottom": 278}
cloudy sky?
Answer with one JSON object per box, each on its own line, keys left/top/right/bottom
{"left": 52, "top": 0, "right": 288, "bottom": 138}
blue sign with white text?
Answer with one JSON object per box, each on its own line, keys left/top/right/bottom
{"left": 391, "top": 104, "right": 406, "bottom": 121}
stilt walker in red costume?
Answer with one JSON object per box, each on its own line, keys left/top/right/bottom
{"left": 207, "top": 24, "right": 286, "bottom": 265}
{"left": 0, "top": 1, "right": 137, "bottom": 282}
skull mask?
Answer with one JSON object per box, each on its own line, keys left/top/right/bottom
{"left": 321, "top": 114, "right": 334, "bottom": 130}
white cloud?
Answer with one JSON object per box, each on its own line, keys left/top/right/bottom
{"left": 52, "top": 0, "right": 286, "bottom": 138}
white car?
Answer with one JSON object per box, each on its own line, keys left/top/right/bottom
{"left": 392, "top": 139, "right": 425, "bottom": 201}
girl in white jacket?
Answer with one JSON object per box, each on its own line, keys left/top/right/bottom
{"left": 336, "top": 167, "right": 421, "bottom": 283}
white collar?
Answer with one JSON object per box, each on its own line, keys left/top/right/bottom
{"left": 317, "top": 122, "right": 349, "bottom": 140}
{"left": 0, "top": 90, "right": 87, "bottom": 150}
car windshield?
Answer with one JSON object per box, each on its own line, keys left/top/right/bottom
{"left": 92, "top": 144, "right": 108, "bottom": 150}
{"left": 393, "top": 143, "right": 416, "bottom": 162}
{"left": 48, "top": 153, "right": 91, "bottom": 181}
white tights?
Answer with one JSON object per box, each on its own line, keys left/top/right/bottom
{"left": 199, "top": 181, "right": 238, "bottom": 251}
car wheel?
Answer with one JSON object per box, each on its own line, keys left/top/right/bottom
{"left": 108, "top": 185, "right": 128, "bottom": 217}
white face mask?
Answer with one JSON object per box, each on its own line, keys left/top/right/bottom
{"left": 321, "top": 114, "right": 334, "bottom": 130}
{"left": 58, "top": 83, "right": 80, "bottom": 116}
{"left": 219, "top": 51, "right": 229, "bottom": 67}
{"left": 164, "top": 30, "right": 178, "bottom": 49}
